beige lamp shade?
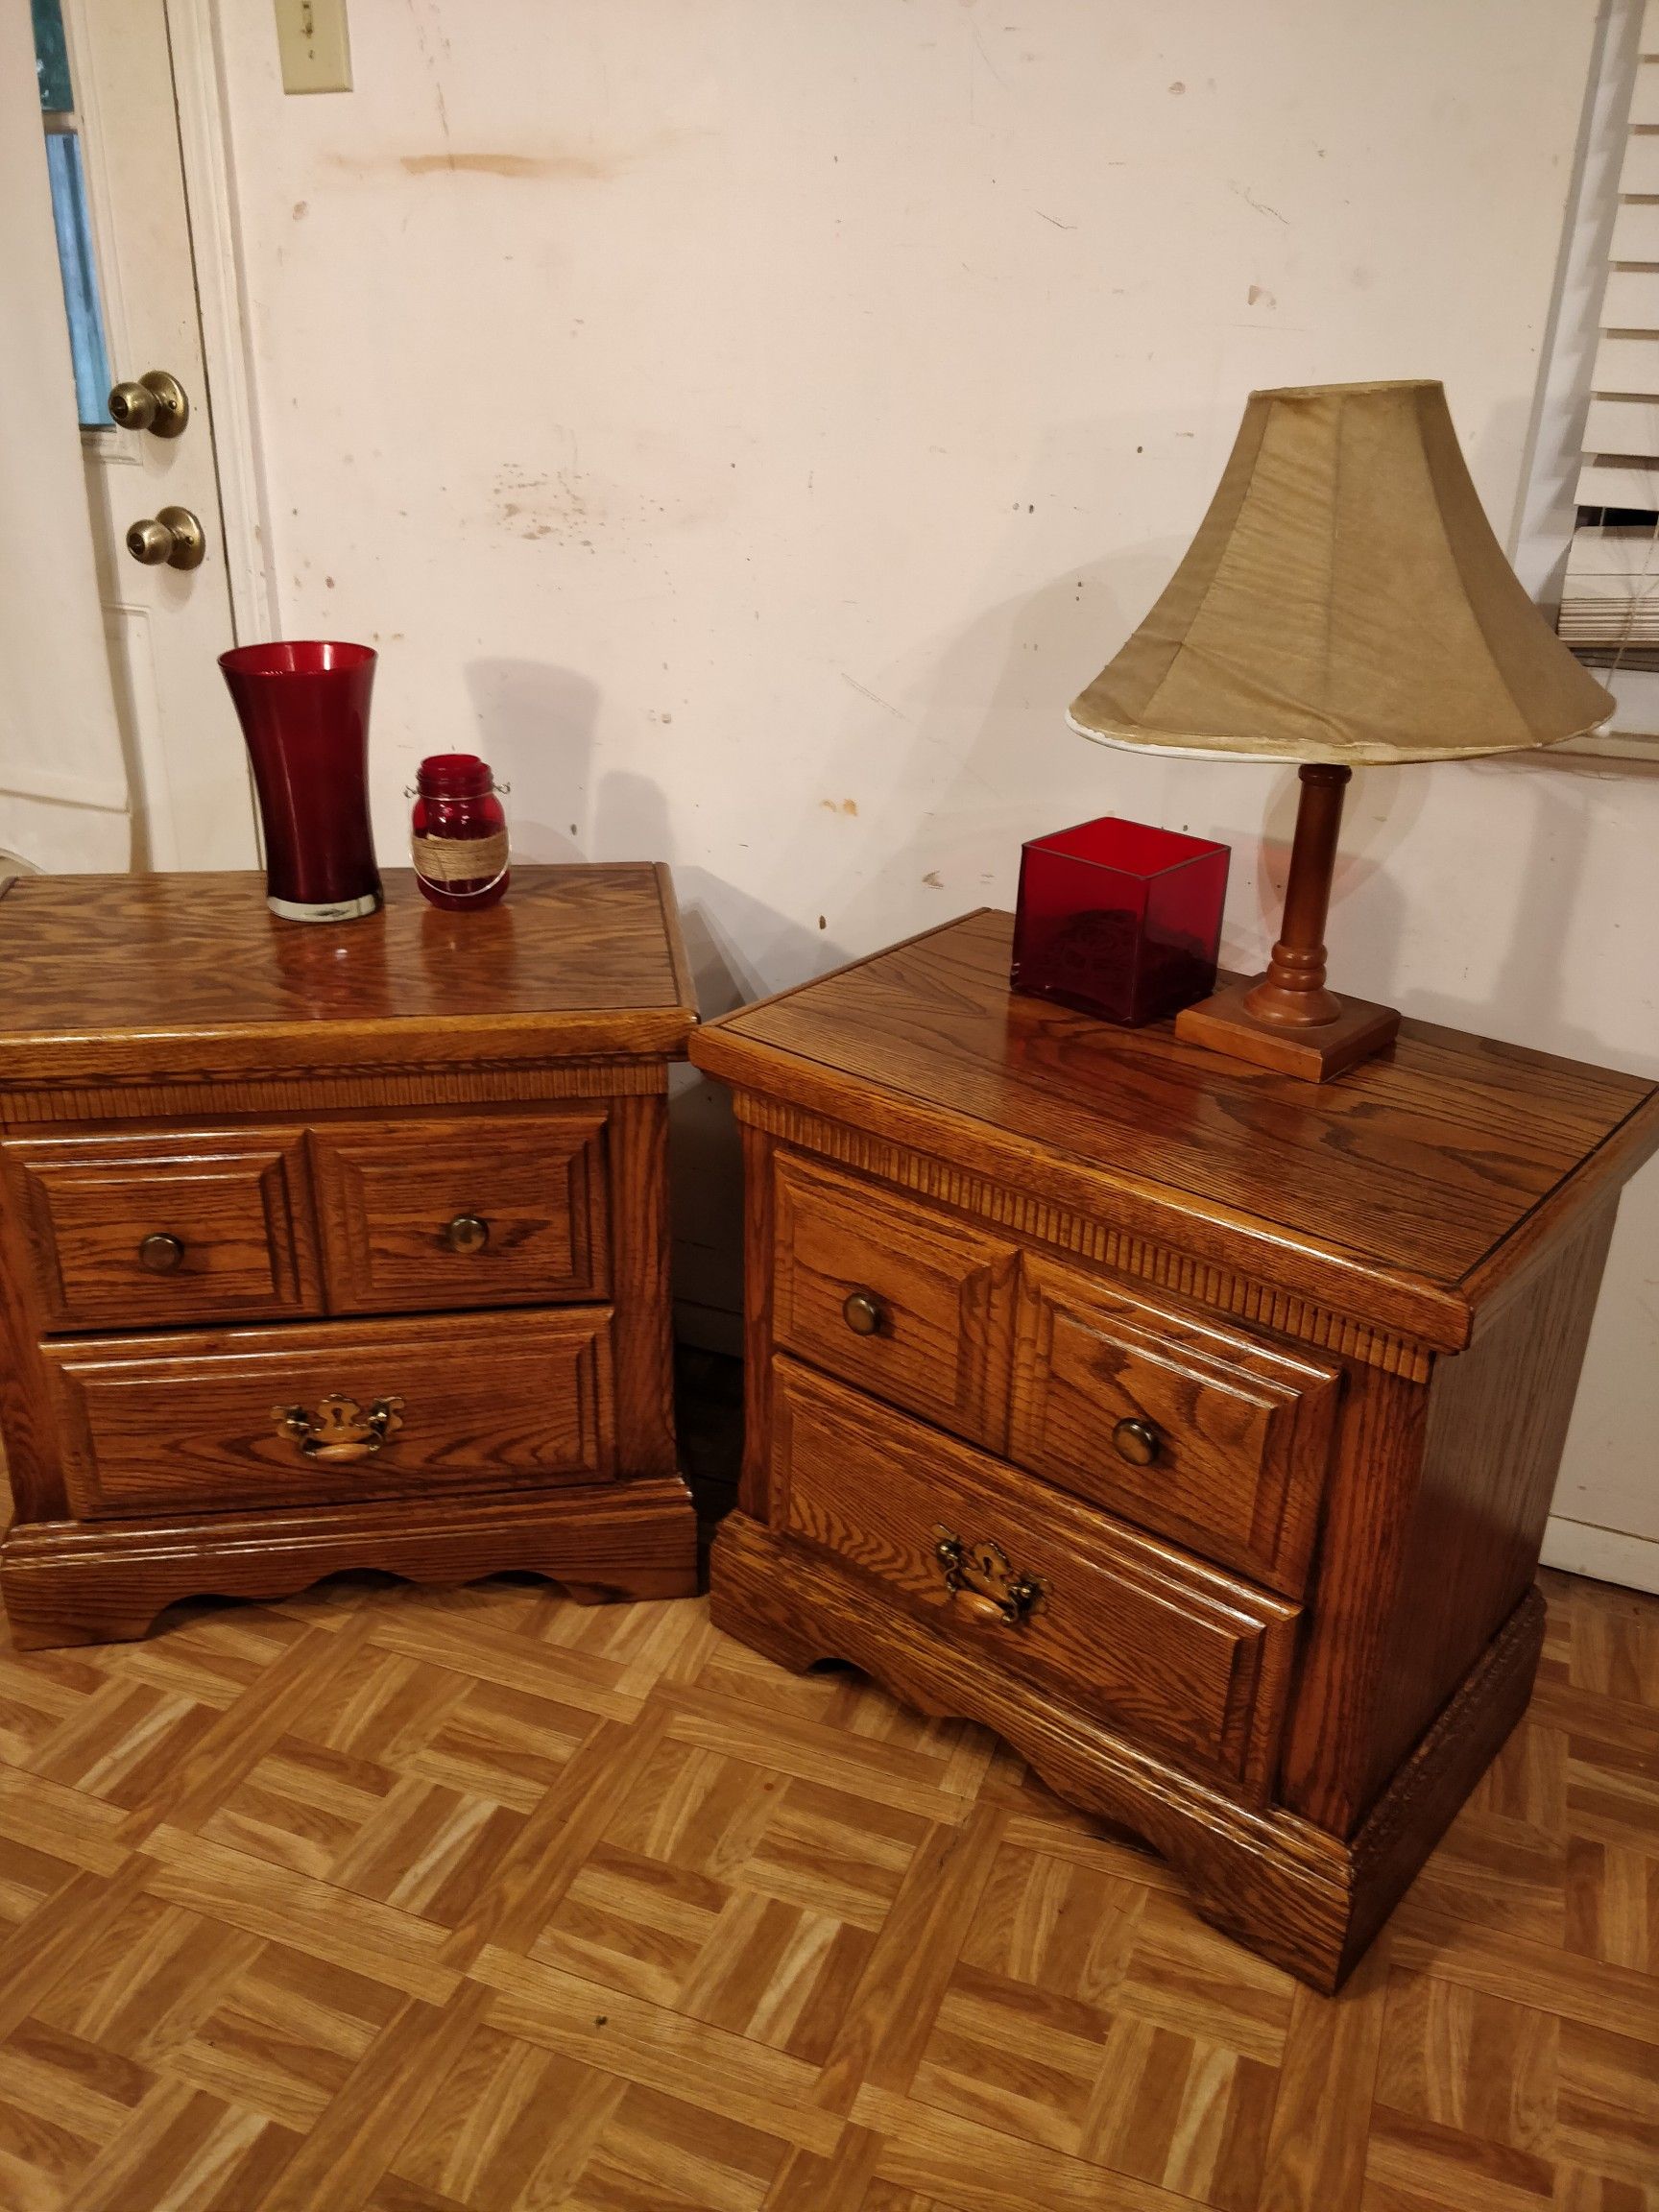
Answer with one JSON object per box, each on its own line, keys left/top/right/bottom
{"left": 1069, "top": 380, "right": 1614, "bottom": 766}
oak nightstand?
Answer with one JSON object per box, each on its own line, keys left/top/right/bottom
{"left": 689, "top": 909, "right": 1659, "bottom": 1990}
{"left": 0, "top": 865, "right": 699, "bottom": 1647}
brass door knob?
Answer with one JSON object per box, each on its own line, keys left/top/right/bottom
{"left": 444, "top": 1213, "right": 490, "bottom": 1254}
{"left": 1112, "top": 1416, "right": 1162, "bottom": 1467}
{"left": 138, "top": 1232, "right": 184, "bottom": 1274}
{"left": 842, "top": 1288, "right": 884, "bottom": 1336}
{"left": 126, "top": 507, "right": 205, "bottom": 570}
{"left": 108, "top": 370, "right": 189, "bottom": 438}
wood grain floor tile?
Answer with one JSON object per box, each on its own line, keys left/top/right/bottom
{"left": 812, "top": 1805, "right": 1007, "bottom": 2116}
{"left": 163, "top": 1943, "right": 406, "bottom": 2129}
{"left": 35, "top": 1894, "right": 261, "bottom": 2068}
{"left": 135, "top": 1827, "right": 462, "bottom": 2003}
{"left": 252, "top": 1983, "right": 492, "bottom": 2212}
{"left": 1257, "top": 1931, "right": 1391, "bottom": 2212}
{"left": 1362, "top": 2101, "right": 1558, "bottom": 2212}
{"left": 1375, "top": 1966, "right": 1558, "bottom": 2153}
{"left": 472, "top": 1943, "right": 847, "bottom": 2156}
{"left": 852, "top": 2083, "right": 1200, "bottom": 2209}
{"left": 1389, "top": 1911, "right": 1659, "bottom": 2045}
{"left": 1555, "top": 2019, "right": 1659, "bottom": 2185}
{"left": 912, "top": 1960, "right": 1108, "bottom": 2152}
{"left": 438, "top": 1706, "right": 674, "bottom": 1968}
{"left": 758, "top": 2123, "right": 885, "bottom": 2211}
{"left": 0, "top": 1559, "right": 1650, "bottom": 2210}
{"left": 0, "top": 1768, "right": 135, "bottom": 1876}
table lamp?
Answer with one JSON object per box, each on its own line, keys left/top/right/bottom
{"left": 1068, "top": 380, "right": 1614, "bottom": 1080}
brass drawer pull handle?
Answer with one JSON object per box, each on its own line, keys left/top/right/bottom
{"left": 842, "top": 1287, "right": 884, "bottom": 1336}
{"left": 931, "top": 1524, "right": 1045, "bottom": 1627}
{"left": 138, "top": 1232, "right": 185, "bottom": 1275}
{"left": 444, "top": 1213, "right": 490, "bottom": 1255}
{"left": 273, "top": 1391, "right": 405, "bottom": 1463}
{"left": 1113, "top": 1416, "right": 1161, "bottom": 1467}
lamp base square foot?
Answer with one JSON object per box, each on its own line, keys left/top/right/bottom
{"left": 1175, "top": 977, "right": 1400, "bottom": 1082}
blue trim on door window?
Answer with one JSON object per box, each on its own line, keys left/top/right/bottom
{"left": 32, "top": 0, "right": 73, "bottom": 112}
{"left": 44, "top": 133, "right": 115, "bottom": 429}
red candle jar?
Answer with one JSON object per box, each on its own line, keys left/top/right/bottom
{"left": 410, "top": 754, "right": 511, "bottom": 910}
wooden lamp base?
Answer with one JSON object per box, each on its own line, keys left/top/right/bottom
{"left": 1176, "top": 978, "right": 1399, "bottom": 1081}
{"left": 1175, "top": 761, "right": 1398, "bottom": 1084}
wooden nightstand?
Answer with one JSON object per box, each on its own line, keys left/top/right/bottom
{"left": 689, "top": 910, "right": 1659, "bottom": 1990}
{"left": 0, "top": 865, "right": 699, "bottom": 1648}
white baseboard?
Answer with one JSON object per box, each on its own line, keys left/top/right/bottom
{"left": 1541, "top": 1515, "right": 1659, "bottom": 1595}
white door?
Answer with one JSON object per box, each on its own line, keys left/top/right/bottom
{"left": 0, "top": 0, "right": 126, "bottom": 876}
{"left": 5, "top": 0, "right": 256, "bottom": 875}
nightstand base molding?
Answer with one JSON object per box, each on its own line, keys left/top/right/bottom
{"left": 711, "top": 1509, "right": 1543, "bottom": 1993}
{"left": 1, "top": 1478, "right": 699, "bottom": 1651}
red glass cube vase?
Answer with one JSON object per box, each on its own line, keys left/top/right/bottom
{"left": 1012, "top": 816, "right": 1230, "bottom": 1027}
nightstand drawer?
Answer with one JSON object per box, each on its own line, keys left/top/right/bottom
{"left": 2, "top": 1129, "right": 321, "bottom": 1333}
{"left": 772, "top": 1152, "right": 1017, "bottom": 1448}
{"left": 1008, "top": 1258, "right": 1341, "bottom": 1596}
{"left": 44, "top": 1308, "right": 615, "bottom": 1519}
{"left": 310, "top": 1112, "right": 610, "bottom": 1314}
{"left": 771, "top": 1358, "right": 1298, "bottom": 1797}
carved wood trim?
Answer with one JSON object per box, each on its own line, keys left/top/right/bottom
{"left": 735, "top": 1095, "right": 1434, "bottom": 1382}
{"left": 0, "top": 1060, "right": 664, "bottom": 1127}
{"left": 1349, "top": 1582, "right": 1544, "bottom": 1877}
{"left": 0, "top": 1477, "right": 699, "bottom": 1649}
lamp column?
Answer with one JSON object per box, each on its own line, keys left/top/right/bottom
{"left": 1242, "top": 764, "right": 1349, "bottom": 1028}
{"left": 1174, "top": 762, "right": 1401, "bottom": 1083}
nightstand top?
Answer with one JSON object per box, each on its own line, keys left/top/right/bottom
{"left": 0, "top": 865, "right": 696, "bottom": 1084}
{"left": 692, "top": 909, "right": 1659, "bottom": 1346}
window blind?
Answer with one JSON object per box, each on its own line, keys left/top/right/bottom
{"left": 1561, "top": 0, "right": 1659, "bottom": 662}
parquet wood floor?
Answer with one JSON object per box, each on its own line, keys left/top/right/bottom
{"left": 0, "top": 1539, "right": 1653, "bottom": 2209}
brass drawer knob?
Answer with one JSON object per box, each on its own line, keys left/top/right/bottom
{"left": 444, "top": 1213, "right": 490, "bottom": 1255}
{"left": 138, "top": 1232, "right": 185, "bottom": 1275}
{"left": 931, "top": 1524, "right": 1044, "bottom": 1627}
{"left": 273, "top": 1391, "right": 405, "bottom": 1463}
{"left": 1113, "top": 1416, "right": 1162, "bottom": 1467}
{"left": 842, "top": 1287, "right": 884, "bottom": 1336}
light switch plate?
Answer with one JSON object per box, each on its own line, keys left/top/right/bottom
{"left": 275, "top": 0, "right": 351, "bottom": 94}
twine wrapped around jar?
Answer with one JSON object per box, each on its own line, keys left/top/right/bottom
{"left": 408, "top": 755, "right": 511, "bottom": 910}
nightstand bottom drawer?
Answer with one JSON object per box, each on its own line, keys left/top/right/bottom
{"left": 770, "top": 1357, "right": 1299, "bottom": 1797}
{"left": 45, "top": 1308, "right": 616, "bottom": 1519}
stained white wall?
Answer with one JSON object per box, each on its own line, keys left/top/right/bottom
{"left": 209, "top": 0, "right": 1659, "bottom": 1579}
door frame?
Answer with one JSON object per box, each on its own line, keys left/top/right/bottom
{"left": 156, "top": 0, "right": 276, "bottom": 648}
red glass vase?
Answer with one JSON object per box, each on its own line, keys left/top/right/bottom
{"left": 410, "top": 754, "right": 510, "bottom": 910}
{"left": 219, "top": 640, "right": 382, "bottom": 924}
{"left": 1012, "top": 815, "right": 1229, "bottom": 1026}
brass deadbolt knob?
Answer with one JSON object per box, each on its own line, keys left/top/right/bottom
{"left": 842, "top": 1288, "right": 884, "bottom": 1336}
{"left": 138, "top": 1233, "right": 185, "bottom": 1274}
{"left": 126, "top": 507, "right": 206, "bottom": 571}
{"left": 1112, "top": 1416, "right": 1161, "bottom": 1467}
{"left": 108, "top": 370, "right": 189, "bottom": 438}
